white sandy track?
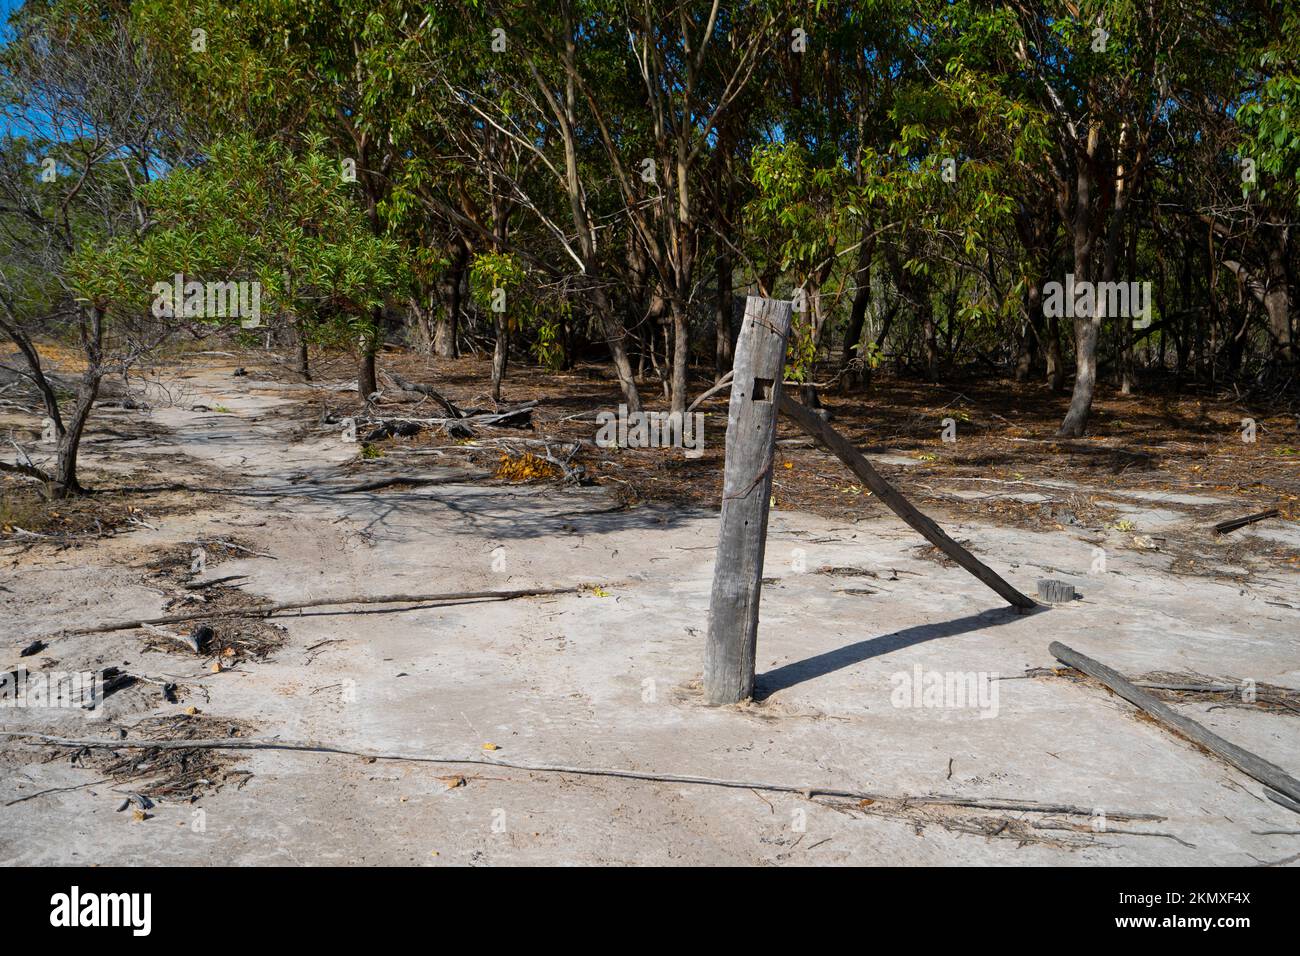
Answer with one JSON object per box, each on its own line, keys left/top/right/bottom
{"left": 2, "top": 358, "right": 1298, "bottom": 865}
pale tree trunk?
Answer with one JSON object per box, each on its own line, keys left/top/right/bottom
{"left": 1059, "top": 128, "right": 1101, "bottom": 437}
{"left": 408, "top": 291, "right": 434, "bottom": 356}
{"left": 669, "top": 304, "right": 690, "bottom": 416}
{"left": 921, "top": 288, "right": 939, "bottom": 381}
{"left": 592, "top": 287, "right": 641, "bottom": 413}
{"left": 491, "top": 313, "right": 508, "bottom": 403}
{"left": 715, "top": 250, "right": 734, "bottom": 380}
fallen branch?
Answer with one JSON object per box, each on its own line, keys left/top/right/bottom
{"left": 200, "top": 539, "right": 276, "bottom": 560}
{"left": 0, "top": 458, "right": 52, "bottom": 484}
{"left": 140, "top": 622, "right": 201, "bottom": 654}
{"left": 307, "top": 474, "right": 479, "bottom": 495}
{"left": 0, "top": 730, "right": 1165, "bottom": 822}
{"left": 386, "top": 371, "right": 463, "bottom": 419}
{"left": 182, "top": 574, "right": 248, "bottom": 590}
{"left": 4, "top": 777, "right": 113, "bottom": 807}
{"left": 779, "top": 394, "right": 1036, "bottom": 609}
{"left": 1212, "top": 508, "right": 1280, "bottom": 535}
{"left": 1050, "top": 641, "right": 1300, "bottom": 813}
{"left": 63, "top": 585, "right": 586, "bottom": 635}
{"left": 687, "top": 371, "right": 734, "bottom": 413}
{"left": 107, "top": 474, "right": 477, "bottom": 497}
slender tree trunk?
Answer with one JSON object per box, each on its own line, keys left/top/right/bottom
{"left": 358, "top": 342, "right": 378, "bottom": 398}
{"left": 670, "top": 304, "right": 689, "bottom": 415}
{"left": 1059, "top": 129, "right": 1101, "bottom": 437}
{"left": 592, "top": 287, "right": 641, "bottom": 413}
{"left": 1045, "top": 313, "right": 1065, "bottom": 391}
{"left": 491, "top": 313, "right": 508, "bottom": 402}
{"left": 839, "top": 237, "right": 875, "bottom": 392}
{"left": 0, "top": 317, "right": 64, "bottom": 436}
{"left": 52, "top": 305, "right": 107, "bottom": 499}
{"left": 715, "top": 250, "right": 734, "bottom": 380}
{"left": 295, "top": 316, "right": 311, "bottom": 381}
{"left": 408, "top": 290, "right": 434, "bottom": 356}
{"left": 435, "top": 246, "right": 466, "bottom": 359}
{"left": 53, "top": 372, "right": 99, "bottom": 498}
{"left": 1264, "top": 218, "right": 1293, "bottom": 364}
{"left": 921, "top": 290, "right": 938, "bottom": 381}
{"left": 1018, "top": 281, "right": 1044, "bottom": 383}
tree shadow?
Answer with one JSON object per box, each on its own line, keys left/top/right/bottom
{"left": 753, "top": 605, "right": 1043, "bottom": 700}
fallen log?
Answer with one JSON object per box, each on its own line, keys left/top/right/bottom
{"left": 385, "top": 372, "right": 463, "bottom": 419}
{"left": 1049, "top": 641, "right": 1300, "bottom": 813}
{"left": 353, "top": 404, "right": 537, "bottom": 434}
{"left": 1212, "top": 508, "right": 1280, "bottom": 535}
{"left": 778, "top": 394, "right": 1036, "bottom": 609}
{"left": 0, "top": 730, "right": 1165, "bottom": 822}
{"left": 63, "top": 585, "right": 586, "bottom": 636}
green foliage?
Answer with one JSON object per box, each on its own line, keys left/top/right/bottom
{"left": 70, "top": 135, "right": 405, "bottom": 338}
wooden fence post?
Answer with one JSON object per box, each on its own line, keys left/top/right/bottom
{"left": 705, "top": 296, "right": 793, "bottom": 704}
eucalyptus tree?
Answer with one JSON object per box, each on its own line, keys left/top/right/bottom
{"left": 0, "top": 0, "right": 190, "bottom": 497}
{"left": 135, "top": 0, "right": 426, "bottom": 396}
{"left": 1224, "top": 1, "right": 1300, "bottom": 369}
{"left": 73, "top": 134, "right": 405, "bottom": 380}
{"left": 498, "top": 0, "right": 775, "bottom": 415}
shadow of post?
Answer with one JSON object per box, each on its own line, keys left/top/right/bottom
{"left": 753, "top": 605, "right": 1045, "bottom": 700}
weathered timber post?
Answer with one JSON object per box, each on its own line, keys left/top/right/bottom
{"left": 705, "top": 296, "right": 793, "bottom": 704}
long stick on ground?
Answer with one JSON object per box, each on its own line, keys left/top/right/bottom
{"left": 778, "top": 394, "right": 1036, "bottom": 609}
{"left": 63, "top": 586, "right": 585, "bottom": 636}
{"left": 107, "top": 474, "right": 477, "bottom": 497}
{"left": 1049, "top": 641, "right": 1300, "bottom": 812}
{"left": 1212, "top": 508, "right": 1279, "bottom": 535}
{"left": 0, "top": 731, "right": 1165, "bottom": 822}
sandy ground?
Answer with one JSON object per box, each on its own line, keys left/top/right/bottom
{"left": 2, "top": 358, "right": 1299, "bottom": 866}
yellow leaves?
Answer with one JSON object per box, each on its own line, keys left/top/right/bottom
{"left": 782, "top": 461, "right": 793, "bottom": 469}
{"left": 588, "top": 585, "right": 610, "bottom": 598}
{"left": 481, "top": 742, "right": 499, "bottom": 751}
{"left": 494, "top": 452, "right": 559, "bottom": 483}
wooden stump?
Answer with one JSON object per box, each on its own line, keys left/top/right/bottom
{"left": 1036, "top": 579, "right": 1077, "bottom": 604}
{"left": 704, "top": 297, "right": 794, "bottom": 704}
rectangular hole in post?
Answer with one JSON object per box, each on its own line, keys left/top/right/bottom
{"left": 752, "top": 377, "right": 773, "bottom": 403}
